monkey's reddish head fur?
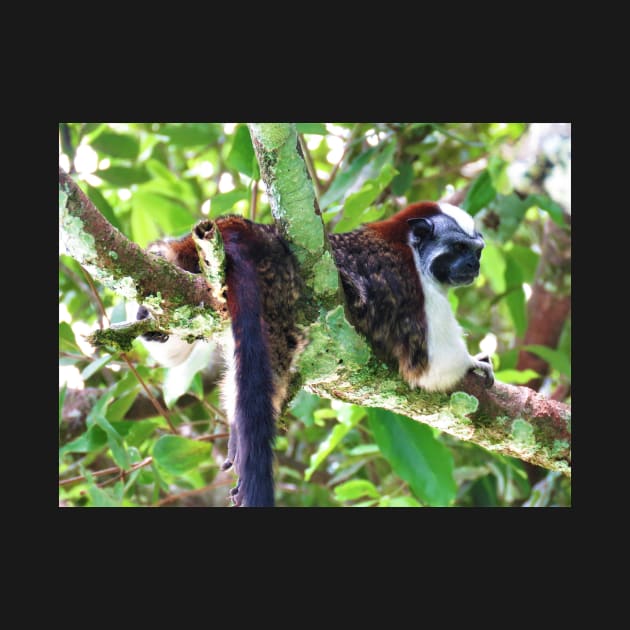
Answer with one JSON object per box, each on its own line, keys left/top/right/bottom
{"left": 367, "top": 202, "right": 443, "bottom": 244}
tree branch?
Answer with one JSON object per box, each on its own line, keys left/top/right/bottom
{"left": 248, "top": 124, "right": 571, "bottom": 476}
{"left": 59, "top": 168, "right": 229, "bottom": 329}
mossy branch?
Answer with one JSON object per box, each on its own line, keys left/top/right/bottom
{"left": 248, "top": 124, "right": 571, "bottom": 476}
{"left": 59, "top": 168, "right": 229, "bottom": 341}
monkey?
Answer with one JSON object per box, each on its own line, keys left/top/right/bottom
{"left": 137, "top": 201, "right": 494, "bottom": 507}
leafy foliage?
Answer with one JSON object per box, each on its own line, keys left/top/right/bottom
{"left": 59, "top": 122, "right": 571, "bottom": 508}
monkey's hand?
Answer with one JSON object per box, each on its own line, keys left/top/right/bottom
{"left": 470, "top": 353, "right": 494, "bottom": 388}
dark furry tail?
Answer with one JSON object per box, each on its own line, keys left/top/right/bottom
{"left": 224, "top": 230, "right": 275, "bottom": 507}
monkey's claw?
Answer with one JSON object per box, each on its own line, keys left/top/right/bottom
{"left": 470, "top": 353, "right": 494, "bottom": 388}
{"left": 221, "top": 458, "right": 233, "bottom": 471}
{"left": 229, "top": 479, "right": 243, "bottom": 507}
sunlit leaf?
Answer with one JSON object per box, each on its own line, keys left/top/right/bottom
{"left": 95, "top": 414, "right": 130, "bottom": 470}
{"left": 296, "top": 123, "right": 327, "bottom": 135}
{"left": 529, "top": 194, "right": 565, "bottom": 226}
{"left": 152, "top": 436, "right": 212, "bottom": 475}
{"left": 494, "top": 369, "right": 539, "bottom": 384}
{"left": 91, "top": 131, "right": 140, "bottom": 160}
{"left": 462, "top": 170, "right": 496, "bottom": 215}
{"left": 367, "top": 408, "right": 456, "bottom": 506}
{"left": 59, "top": 322, "right": 82, "bottom": 355}
{"left": 132, "top": 191, "right": 194, "bottom": 236}
{"left": 209, "top": 189, "right": 249, "bottom": 217}
{"left": 131, "top": 204, "right": 161, "bottom": 247}
{"left": 523, "top": 345, "right": 571, "bottom": 377}
{"left": 98, "top": 166, "right": 151, "bottom": 186}
{"left": 391, "top": 161, "right": 413, "bottom": 196}
{"left": 80, "top": 354, "right": 113, "bottom": 381}
{"left": 504, "top": 256, "right": 527, "bottom": 337}
{"left": 226, "top": 124, "right": 259, "bottom": 178}
{"left": 379, "top": 496, "right": 422, "bottom": 507}
{"left": 480, "top": 243, "right": 506, "bottom": 293}
{"left": 85, "top": 185, "right": 122, "bottom": 231}
{"left": 160, "top": 123, "right": 220, "bottom": 147}
{"left": 334, "top": 479, "right": 380, "bottom": 501}
{"left": 492, "top": 193, "right": 531, "bottom": 241}
{"left": 304, "top": 406, "right": 363, "bottom": 481}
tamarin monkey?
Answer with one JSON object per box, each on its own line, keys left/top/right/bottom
{"left": 137, "top": 201, "right": 494, "bottom": 507}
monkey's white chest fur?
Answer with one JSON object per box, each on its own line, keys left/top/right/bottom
{"left": 414, "top": 275, "right": 472, "bottom": 392}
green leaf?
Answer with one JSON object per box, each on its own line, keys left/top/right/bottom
{"left": 480, "top": 243, "right": 506, "bottom": 293}
{"left": 505, "top": 245, "right": 539, "bottom": 284}
{"left": 59, "top": 322, "right": 82, "bottom": 354}
{"left": 98, "top": 166, "right": 151, "bottom": 186}
{"left": 94, "top": 414, "right": 130, "bottom": 470}
{"left": 367, "top": 408, "right": 456, "bottom": 506}
{"left": 131, "top": 204, "right": 161, "bottom": 247}
{"left": 379, "top": 496, "right": 422, "bottom": 507}
{"left": 124, "top": 419, "right": 160, "bottom": 448}
{"left": 59, "top": 383, "right": 67, "bottom": 427}
{"left": 145, "top": 158, "right": 179, "bottom": 183}
{"left": 296, "top": 123, "right": 328, "bottom": 135}
{"left": 160, "top": 123, "right": 219, "bottom": 147}
{"left": 487, "top": 156, "right": 511, "bottom": 194}
{"left": 494, "top": 369, "right": 539, "bottom": 384}
{"left": 226, "top": 124, "right": 259, "bottom": 178}
{"left": 347, "top": 444, "right": 380, "bottom": 457}
{"left": 132, "top": 191, "right": 194, "bottom": 235}
{"left": 85, "top": 185, "right": 122, "bottom": 231}
{"left": 87, "top": 480, "right": 121, "bottom": 507}
{"left": 334, "top": 163, "right": 398, "bottom": 232}
{"left": 492, "top": 193, "right": 531, "bottom": 242}
{"left": 86, "top": 425, "right": 108, "bottom": 451}
{"left": 152, "top": 435, "right": 212, "bottom": 475}
{"left": 334, "top": 479, "right": 380, "bottom": 501}
{"left": 319, "top": 147, "right": 378, "bottom": 209}
{"left": 91, "top": 131, "right": 140, "bottom": 160}
{"left": 523, "top": 345, "right": 571, "bottom": 377}
{"left": 504, "top": 256, "right": 527, "bottom": 338}
{"left": 304, "top": 406, "right": 364, "bottom": 481}
{"left": 80, "top": 353, "right": 113, "bottom": 381}
{"left": 462, "top": 170, "right": 496, "bottom": 215}
{"left": 209, "top": 189, "right": 249, "bottom": 217}
{"left": 505, "top": 287, "right": 527, "bottom": 338}
{"left": 391, "top": 162, "right": 413, "bottom": 196}
{"left": 529, "top": 194, "right": 565, "bottom": 226}
{"left": 107, "top": 388, "right": 140, "bottom": 422}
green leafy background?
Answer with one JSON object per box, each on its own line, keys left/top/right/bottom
{"left": 59, "top": 123, "right": 571, "bottom": 507}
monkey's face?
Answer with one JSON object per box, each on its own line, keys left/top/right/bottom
{"left": 408, "top": 213, "right": 484, "bottom": 287}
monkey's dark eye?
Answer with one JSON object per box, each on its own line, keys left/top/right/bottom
{"left": 454, "top": 242, "right": 468, "bottom": 253}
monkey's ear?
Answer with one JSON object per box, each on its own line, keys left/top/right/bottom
{"left": 407, "top": 217, "right": 434, "bottom": 239}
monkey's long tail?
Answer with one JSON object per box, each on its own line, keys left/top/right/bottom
{"left": 224, "top": 237, "right": 275, "bottom": 507}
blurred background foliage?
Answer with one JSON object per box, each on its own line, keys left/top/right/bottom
{"left": 59, "top": 122, "right": 571, "bottom": 508}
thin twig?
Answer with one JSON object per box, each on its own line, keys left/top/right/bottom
{"left": 79, "top": 265, "right": 178, "bottom": 434}
{"left": 59, "top": 433, "right": 228, "bottom": 489}
{"left": 298, "top": 133, "right": 322, "bottom": 200}
{"left": 152, "top": 478, "right": 233, "bottom": 507}
{"left": 59, "top": 457, "right": 153, "bottom": 487}
{"left": 80, "top": 265, "right": 110, "bottom": 328}
{"left": 121, "top": 356, "right": 178, "bottom": 433}
{"left": 250, "top": 178, "right": 259, "bottom": 221}
{"left": 319, "top": 124, "right": 365, "bottom": 195}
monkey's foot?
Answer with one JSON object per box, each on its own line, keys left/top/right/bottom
{"left": 229, "top": 479, "right": 243, "bottom": 507}
{"left": 470, "top": 353, "right": 494, "bottom": 388}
